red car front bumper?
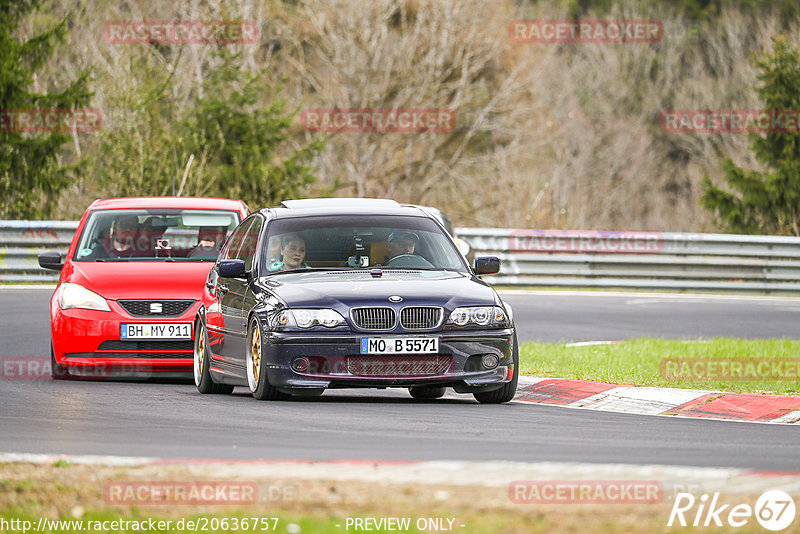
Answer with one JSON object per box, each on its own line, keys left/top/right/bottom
{"left": 51, "top": 297, "right": 197, "bottom": 377}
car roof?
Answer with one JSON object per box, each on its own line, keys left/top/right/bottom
{"left": 280, "top": 198, "right": 401, "bottom": 210}
{"left": 86, "top": 197, "right": 248, "bottom": 211}
{"left": 406, "top": 205, "right": 454, "bottom": 233}
{"left": 265, "top": 198, "right": 432, "bottom": 219}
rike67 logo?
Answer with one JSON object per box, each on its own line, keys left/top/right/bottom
{"left": 668, "top": 490, "right": 796, "bottom": 531}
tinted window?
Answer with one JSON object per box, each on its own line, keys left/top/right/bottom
{"left": 238, "top": 217, "right": 263, "bottom": 271}
{"left": 260, "top": 215, "right": 467, "bottom": 273}
{"left": 222, "top": 217, "right": 255, "bottom": 261}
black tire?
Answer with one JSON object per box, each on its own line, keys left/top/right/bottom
{"left": 50, "top": 343, "right": 71, "bottom": 380}
{"left": 247, "top": 316, "right": 290, "bottom": 401}
{"left": 473, "top": 332, "right": 519, "bottom": 404}
{"left": 194, "top": 319, "right": 234, "bottom": 394}
{"left": 409, "top": 386, "right": 446, "bottom": 400}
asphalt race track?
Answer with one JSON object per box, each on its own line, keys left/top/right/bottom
{"left": 500, "top": 290, "right": 800, "bottom": 343}
{"left": 1, "top": 287, "right": 798, "bottom": 471}
{"left": 4, "top": 287, "right": 800, "bottom": 349}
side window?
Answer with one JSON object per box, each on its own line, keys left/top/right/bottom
{"left": 221, "top": 218, "right": 254, "bottom": 261}
{"left": 237, "top": 217, "right": 263, "bottom": 271}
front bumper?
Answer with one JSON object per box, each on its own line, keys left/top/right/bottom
{"left": 51, "top": 299, "right": 198, "bottom": 377}
{"left": 263, "top": 328, "right": 515, "bottom": 391}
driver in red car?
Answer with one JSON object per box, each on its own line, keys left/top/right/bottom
{"left": 84, "top": 214, "right": 140, "bottom": 260}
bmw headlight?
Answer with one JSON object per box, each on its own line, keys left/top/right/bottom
{"left": 447, "top": 306, "right": 508, "bottom": 328}
{"left": 274, "top": 308, "right": 346, "bottom": 329}
{"left": 57, "top": 283, "right": 111, "bottom": 312}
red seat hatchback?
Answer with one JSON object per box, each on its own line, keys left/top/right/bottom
{"left": 38, "top": 197, "right": 249, "bottom": 379}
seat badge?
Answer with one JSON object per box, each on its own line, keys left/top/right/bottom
{"left": 150, "top": 302, "right": 163, "bottom": 314}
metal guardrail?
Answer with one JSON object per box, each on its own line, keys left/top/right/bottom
{"left": 3, "top": 221, "right": 800, "bottom": 294}
{"left": 0, "top": 221, "right": 78, "bottom": 282}
{"left": 456, "top": 228, "right": 800, "bottom": 294}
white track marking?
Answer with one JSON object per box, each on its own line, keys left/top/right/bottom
{"left": 569, "top": 386, "right": 713, "bottom": 415}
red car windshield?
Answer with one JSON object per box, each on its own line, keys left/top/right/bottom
{"left": 74, "top": 209, "right": 241, "bottom": 262}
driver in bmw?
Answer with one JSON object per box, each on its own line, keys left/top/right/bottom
{"left": 386, "top": 231, "right": 419, "bottom": 261}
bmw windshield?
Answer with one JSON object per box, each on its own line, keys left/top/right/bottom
{"left": 261, "top": 215, "right": 469, "bottom": 274}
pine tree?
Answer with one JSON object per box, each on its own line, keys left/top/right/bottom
{"left": 0, "top": 0, "right": 92, "bottom": 218}
{"left": 91, "top": 49, "right": 322, "bottom": 208}
{"left": 701, "top": 35, "right": 800, "bottom": 235}
{"left": 182, "top": 51, "right": 324, "bottom": 207}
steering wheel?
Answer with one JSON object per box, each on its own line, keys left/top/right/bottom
{"left": 384, "top": 254, "right": 434, "bottom": 268}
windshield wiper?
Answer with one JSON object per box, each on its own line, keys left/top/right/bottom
{"left": 376, "top": 266, "right": 442, "bottom": 271}
{"left": 271, "top": 267, "right": 349, "bottom": 274}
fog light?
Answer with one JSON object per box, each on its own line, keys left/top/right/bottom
{"left": 481, "top": 354, "right": 499, "bottom": 369}
{"left": 291, "top": 357, "right": 310, "bottom": 373}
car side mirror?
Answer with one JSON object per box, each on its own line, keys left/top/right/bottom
{"left": 219, "top": 259, "right": 248, "bottom": 278}
{"left": 38, "top": 251, "right": 63, "bottom": 271}
{"left": 474, "top": 256, "right": 500, "bottom": 275}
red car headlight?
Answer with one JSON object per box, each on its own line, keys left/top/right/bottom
{"left": 57, "top": 282, "right": 111, "bottom": 312}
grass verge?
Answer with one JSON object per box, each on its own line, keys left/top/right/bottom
{"left": 519, "top": 338, "right": 800, "bottom": 395}
{"left": 0, "top": 463, "right": 773, "bottom": 534}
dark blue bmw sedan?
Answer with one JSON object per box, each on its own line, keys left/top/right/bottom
{"left": 193, "top": 198, "right": 517, "bottom": 403}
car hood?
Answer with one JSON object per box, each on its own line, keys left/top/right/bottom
{"left": 257, "top": 270, "right": 498, "bottom": 310}
{"left": 63, "top": 261, "right": 212, "bottom": 300}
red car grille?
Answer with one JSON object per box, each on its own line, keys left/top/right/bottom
{"left": 346, "top": 355, "right": 451, "bottom": 377}
{"left": 118, "top": 300, "right": 195, "bottom": 317}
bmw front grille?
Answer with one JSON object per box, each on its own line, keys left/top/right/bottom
{"left": 350, "top": 307, "right": 396, "bottom": 330}
{"left": 399, "top": 306, "right": 443, "bottom": 330}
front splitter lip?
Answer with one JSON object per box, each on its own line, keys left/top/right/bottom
{"left": 276, "top": 367, "right": 510, "bottom": 388}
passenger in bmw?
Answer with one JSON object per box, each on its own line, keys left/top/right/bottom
{"left": 268, "top": 234, "right": 310, "bottom": 271}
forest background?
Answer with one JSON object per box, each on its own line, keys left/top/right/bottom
{"left": 5, "top": 0, "right": 800, "bottom": 232}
